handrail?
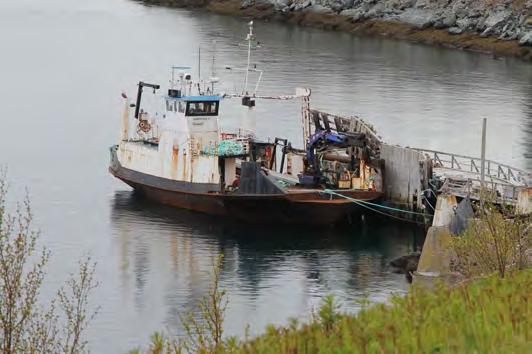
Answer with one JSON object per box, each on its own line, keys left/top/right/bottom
{"left": 440, "top": 177, "right": 522, "bottom": 206}
{"left": 410, "top": 148, "right": 531, "bottom": 186}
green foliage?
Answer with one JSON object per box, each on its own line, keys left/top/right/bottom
{"left": 236, "top": 270, "right": 531, "bottom": 354}
{"left": 0, "top": 173, "right": 98, "bottom": 353}
{"left": 317, "top": 295, "right": 341, "bottom": 333}
{"left": 451, "top": 205, "right": 531, "bottom": 278}
{"left": 137, "top": 270, "right": 531, "bottom": 353}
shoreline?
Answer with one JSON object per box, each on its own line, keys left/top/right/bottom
{"left": 143, "top": 0, "right": 532, "bottom": 61}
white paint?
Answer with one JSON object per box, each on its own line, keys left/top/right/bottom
{"left": 286, "top": 152, "right": 304, "bottom": 176}
{"left": 239, "top": 105, "right": 256, "bottom": 137}
{"left": 432, "top": 195, "right": 458, "bottom": 227}
{"left": 116, "top": 98, "right": 221, "bottom": 185}
{"left": 516, "top": 187, "right": 532, "bottom": 215}
{"left": 224, "top": 158, "right": 237, "bottom": 186}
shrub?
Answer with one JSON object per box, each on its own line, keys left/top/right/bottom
{"left": 237, "top": 270, "right": 531, "bottom": 353}
{"left": 0, "top": 175, "right": 98, "bottom": 354}
{"left": 451, "top": 205, "right": 531, "bottom": 278}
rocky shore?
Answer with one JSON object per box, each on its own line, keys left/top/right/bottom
{"left": 143, "top": 0, "right": 532, "bottom": 60}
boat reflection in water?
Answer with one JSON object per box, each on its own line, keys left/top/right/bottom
{"left": 109, "top": 190, "right": 425, "bottom": 338}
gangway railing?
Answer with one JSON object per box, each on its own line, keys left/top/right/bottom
{"left": 440, "top": 177, "right": 524, "bottom": 206}
{"left": 410, "top": 148, "right": 531, "bottom": 187}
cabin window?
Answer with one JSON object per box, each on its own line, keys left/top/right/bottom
{"left": 178, "top": 101, "right": 186, "bottom": 113}
{"left": 186, "top": 101, "right": 219, "bottom": 116}
{"left": 166, "top": 100, "right": 181, "bottom": 113}
{"left": 166, "top": 100, "right": 173, "bottom": 112}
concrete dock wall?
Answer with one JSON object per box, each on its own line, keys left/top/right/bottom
{"left": 380, "top": 144, "right": 431, "bottom": 210}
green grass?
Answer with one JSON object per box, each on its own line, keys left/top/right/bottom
{"left": 229, "top": 270, "right": 531, "bottom": 354}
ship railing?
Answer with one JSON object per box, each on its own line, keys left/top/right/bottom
{"left": 410, "top": 148, "right": 532, "bottom": 187}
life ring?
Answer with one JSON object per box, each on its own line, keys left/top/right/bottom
{"left": 138, "top": 119, "right": 151, "bottom": 133}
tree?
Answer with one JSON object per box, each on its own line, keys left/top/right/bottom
{"left": 0, "top": 175, "right": 98, "bottom": 354}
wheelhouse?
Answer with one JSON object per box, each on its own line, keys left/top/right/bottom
{"left": 165, "top": 95, "right": 220, "bottom": 117}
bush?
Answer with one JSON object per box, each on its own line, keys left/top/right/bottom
{"left": 237, "top": 270, "right": 531, "bottom": 354}
{"left": 451, "top": 205, "right": 531, "bottom": 278}
{"left": 0, "top": 175, "right": 98, "bottom": 354}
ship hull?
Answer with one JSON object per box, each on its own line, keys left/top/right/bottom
{"left": 109, "top": 163, "right": 382, "bottom": 226}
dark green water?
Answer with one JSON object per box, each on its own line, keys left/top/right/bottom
{"left": 0, "top": 0, "right": 529, "bottom": 352}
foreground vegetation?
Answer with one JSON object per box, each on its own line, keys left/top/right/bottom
{"left": 138, "top": 270, "right": 531, "bottom": 353}
{"left": 238, "top": 271, "right": 530, "bottom": 353}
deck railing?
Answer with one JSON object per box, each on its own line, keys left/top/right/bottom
{"left": 411, "top": 148, "right": 532, "bottom": 187}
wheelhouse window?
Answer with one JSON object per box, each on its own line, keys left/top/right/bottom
{"left": 178, "top": 101, "right": 186, "bottom": 113}
{"left": 185, "top": 101, "right": 219, "bottom": 116}
{"left": 166, "top": 100, "right": 178, "bottom": 112}
{"left": 166, "top": 100, "right": 173, "bottom": 112}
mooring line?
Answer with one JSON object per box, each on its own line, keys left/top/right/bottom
{"left": 321, "top": 189, "right": 428, "bottom": 217}
{"left": 348, "top": 198, "right": 425, "bottom": 224}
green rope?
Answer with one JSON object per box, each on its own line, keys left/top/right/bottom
{"left": 321, "top": 189, "right": 428, "bottom": 217}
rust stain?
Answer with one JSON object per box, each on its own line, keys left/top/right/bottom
{"left": 182, "top": 151, "right": 187, "bottom": 181}
{"left": 171, "top": 146, "right": 179, "bottom": 180}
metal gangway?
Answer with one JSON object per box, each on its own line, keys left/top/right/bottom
{"left": 411, "top": 148, "right": 531, "bottom": 206}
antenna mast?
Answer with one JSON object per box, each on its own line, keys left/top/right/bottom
{"left": 243, "top": 21, "right": 253, "bottom": 94}
{"left": 198, "top": 47, "right": 201, "bottom": 94}
{"left": 211, "top": 40, "right": 217, "bottom": 93}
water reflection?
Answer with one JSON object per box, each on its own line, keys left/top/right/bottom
{"left": 110, "top": 190, "right": 424, "bottom": 337}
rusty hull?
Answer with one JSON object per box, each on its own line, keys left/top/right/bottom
{"left": 109, "top": 164, "right": 382, "bottom": 225}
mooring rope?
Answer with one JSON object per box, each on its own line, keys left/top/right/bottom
{"left": 320, "top": 189, "right": 429, "bottom": 225}
{"left": 321, "top": 189, "right": 428, "bottom": 216}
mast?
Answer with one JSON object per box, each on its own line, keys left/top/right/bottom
{"left": 198, "top": 47, "right": 201, "bottom": 95}
{"left": 211, "top": 40, "right": 217, "bottom": 93}
{"left": 243, "top": 21, "right": 253, "bottom": 94}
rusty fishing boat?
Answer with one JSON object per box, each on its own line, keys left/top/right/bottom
{"left": 109, "top": 22, "right": 384, "bottom": 225}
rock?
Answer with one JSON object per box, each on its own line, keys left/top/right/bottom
{"left": 519, "top": 31, "right": 532, "bottom": 46}
{"left": 329, "top": 0, "right": 354, "bottom": 12}
{"left": 390, "top": 252, "right": 421, "bottom": 276}
{"left": 398, "top": 8, "right": 435, "bottom": 29}
{"left": 480, "top": 27, "right": 492, "bottom": 37}
{"left": 451, "top": 0, "right": 469, "bottom": 19}
{"left": 305, "top": 4, "right": 334, "bottom": 14}
{"left": 448, "top": 26, "right": 463, "bottom": 35}
{"left": 484, "top": 10, "right": 511, "bottom": 29}
{"left": 456, "top": 17, "right": 476, "bottom": 31}
{"left": 272, "top": 0, "right": 291, "bottom": 10}
{"left": 524, "top": 15, "right": 532, "bottom": 30}
{"left": 339, "top": 8, "right": 356, "bottom": 16}
{"left": 292, "top": 0, "right": 311, "bottom": 11}
{"left": 240, "top": 0, "right": 254, "bottom": 9}
{"left": 367, "top": 2, "right": 385, "bottom": 17}
{"left": 442, "top": 10, "right": 457, "bottom": 28}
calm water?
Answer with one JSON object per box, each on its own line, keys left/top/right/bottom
{"left": 0, "top": 0, "right": 530, "bottom": 352}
